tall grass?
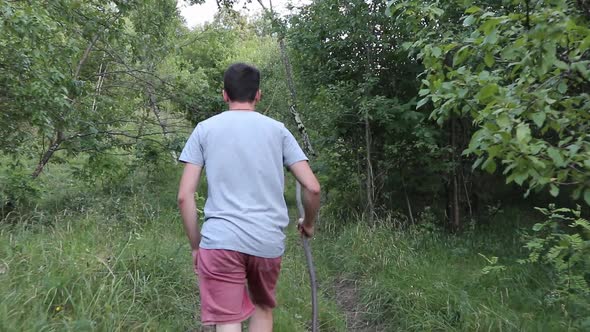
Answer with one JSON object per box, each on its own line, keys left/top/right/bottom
{"left": 313, "top": 208, "right": 587, "bottom": 331}
{"left": 0, "top": 165, "right": 344, "bottom": 331}
{"left": 3, "top": 161, "right": 585, "bottom": 331}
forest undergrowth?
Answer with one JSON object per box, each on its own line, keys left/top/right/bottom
{"left": 1, "top": 164, "right": 587, "bottom": 331}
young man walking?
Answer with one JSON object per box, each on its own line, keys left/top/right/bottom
{"left": 177, "top": 63, "right": 321, "bottom": 332}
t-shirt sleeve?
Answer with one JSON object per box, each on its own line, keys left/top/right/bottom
{"left": 179, "top": 124, "right": 205, "bottom": 166}
{"left": 282, "top": 125, "right": 308, "bottom": 167}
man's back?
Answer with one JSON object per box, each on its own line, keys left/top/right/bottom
{"left": 179, "top": 110, "right": 307, "bottom": 258}
{"left": 178, "top": 63, "right": 320, "bottom": 330}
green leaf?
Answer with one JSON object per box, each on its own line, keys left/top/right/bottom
{"left": 478, "top": 70, "right": 490, "bottom": 80}
{"left": 465, "top": 6, "right": 482, "bottom": 14}
{"left": 516, "top": 125, "right": 531, "bottom": 144}
{"left": 529, "top": 156, "right": 546, "bottom": 168}
{"left": 478, "top": 84, "right": 498, "bottom": 101}
{"left": 584, "top": 189, "right": 590, "bottom": 206}
{"left": 483, "top": 29, "right": 498, "bottom": 45}
{"left": 453, "top": 46, "right": 471, "bottom": 66}
{"left": 401, "top": 42, "right": 413, "bottom": 50}
{"left": 530, "top": 112, "right": 546, "bottom": 128}
{"left": 554, "top": 60, "right": 569, "bottom": 70}
{"left": 484, "top": 52, "right": 495, "bottom": 67}
{"left": 550, "top": 184, "right": 559, "bottom": 197}
{"left": 573, "top": 61, "right": 590, "bottom": 78}
{"left": 557, "top": 82, "right": 567, "bottom": 94}
{"left": 458, "top": 88, "right": 468, "bottom": 98}
{"left": 530, "top": 144, "right": 543, "bottom": 155}
{"left": 431, "top": 47, "right": 442, "bottom": 58}
{"left": 483, "top": 158, "right": 497, "bottom": 173}
{"left": 463, "top": 15, "right": 476, "bottom": 27}
{"left": 496, "top": 114, "right": 511, "bottom": 128}
{"left": 472, "top": 156, "right": 484, "bottom": 170}
{"left": 545, "top": 96, "right": 557, "bottom": 105}
{"left": 417, "top": 97, "right": 429, "bottom": 109}
{"left": 547, "top": 147, "right": 565, "bottom": 167}
{"left": 514, "top": 172, "right": 528, "bottom": 186}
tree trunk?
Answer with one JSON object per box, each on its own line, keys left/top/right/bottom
{"left": 461, "top": 165, "right": 473, "bottom": 218}
{"left": 364, "top": 4, "right": 377, "bottom": 224}
{"left": 32, "top": 131, "right": 64, "bottom": 179}
{"left": 365, "top": 111, "right": 374, "bottom": 224}
{"left": 92, "top": 57, "right": 107, "bottom": 113}
{"left": 255, "top": 0, "right": 315, "bottom": 157}
{"left": 146, "top": 83, "right": 178, "bottom": 162}
{"left": 278, "top": 38, "right": 315, "bottom": 157}
{"left": 451, "top": 117, "right": 461, "bottom": 230}
{"left": 401, "top": 172, "right": 415, "bottom": 224}
{"left": 30, "top": 33, "right": 101, "bottom": 178}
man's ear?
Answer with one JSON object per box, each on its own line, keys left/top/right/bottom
{"left": 255, "top": 89, "right": 262, "bottom": 102}
{"left": 222, "top": 90, "right": 230, "bottom": 103}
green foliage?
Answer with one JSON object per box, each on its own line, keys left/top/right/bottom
{"left": 520, "top": 205, "right": 590, "bottom": 310}
{"left": 315, "top": 209, "right": 585, "bottom": 331}
{"left": 0, "top": 0, "right": 213, "bottom": 179}
{"left": 478, "top": 253, "right": 506, "bottom": 275}
{"left": 3, "top": 0, "right": 589, "bottom": 329}
{"left": 289, "top": 0, "right": 445, "bottom": 213}
{"left": 394, "top": 0, "right": 590, "bottom": 204}
{"left": 0, "top": 166, "right": 345, "bottom": 332}
{"left": 0, "top": 166, "right": 40, "bottom": 214}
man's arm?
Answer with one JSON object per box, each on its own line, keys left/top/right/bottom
{"left": 289, "top": 161, "right": 321, "bottom": 237}
{"left": 177, "top": 163, "right": 203, "bottom": 251}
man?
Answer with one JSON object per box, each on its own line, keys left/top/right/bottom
{"left": 177, "top": 63, "right": 321, "bottom": 332}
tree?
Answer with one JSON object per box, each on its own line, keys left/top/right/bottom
{"left": 0, "top": 0, "right": 199, "bottom": 180}
{"left": 397, "top": 0, "right": 590, "bottom": 206}
{"left": 288, "top": 0, "right": 442, "bottom": 219}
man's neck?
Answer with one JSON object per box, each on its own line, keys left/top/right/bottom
{"left": 227, "top": 101, "right": 256, "bottom": 111}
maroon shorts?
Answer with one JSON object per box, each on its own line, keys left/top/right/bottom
{"left": 197, "top": 249, "right": 282, "bottom": 326}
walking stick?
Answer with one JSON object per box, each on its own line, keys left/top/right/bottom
{"left": 296, "top": 180, "right": 318, "bottom": 332}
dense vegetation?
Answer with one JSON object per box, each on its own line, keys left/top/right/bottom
{"left": 1, "top": 0, "right": 589, "bottom": 331}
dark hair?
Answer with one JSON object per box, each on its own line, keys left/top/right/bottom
{"left": 223, "top": 63, "right": 260, "bottom": 102}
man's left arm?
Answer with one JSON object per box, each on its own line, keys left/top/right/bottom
{"left": 177, "top": 163, "right": 203, "bottom": 260}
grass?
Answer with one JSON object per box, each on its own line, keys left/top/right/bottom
{"left": 312, "top": 208, "right": 588, "bottom": 331}
{"left": 0, "top": 164, "right": 345, "bottom": 332}
{"left": 1, "top": 161, "right": 586, "bottom": 331}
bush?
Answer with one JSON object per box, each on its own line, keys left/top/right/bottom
{"left": 520, "top": 205, "right": 590, "bottom": 320}
{"left": 0, "top": 167, "right": 40, "bottom": 217}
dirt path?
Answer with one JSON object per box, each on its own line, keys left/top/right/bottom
{"left": 334, "top": 277, "right": 383, "bottom": 332}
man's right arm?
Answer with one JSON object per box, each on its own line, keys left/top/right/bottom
{"left": 289, "top": 161, "right": 321, "bottom": 237}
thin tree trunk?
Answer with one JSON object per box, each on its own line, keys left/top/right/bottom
{"left": 401, "top": 172, "right": 415, "bottom": 224}
{"left": 31, "top": 33, "right": 101, "bottom": 178}
{"left": 75, "top": 33, "right": 101, "bottom": 79}
{"left": 255, "top": 0, "right": 315, "bottom": 156}
{"left": 32, "top": 132, "right": 64, "bottom": 179}
{"left": 365, "top": 111, "right": 374, "bottom": 223}
{"left": 146, "top": 83, "right": 178, "bottom": 162}
{"left": 278, "top": 38, "right": 315, "bottom": 156}
{"left": 461, "top": 166, "right": 473, "bottom": 218}
{"left": 456, "top": 117, "right": 473, "bottom": 219}
{"left": 92, "top": 57, "right": 107, "bottom": 113}
{"left": 451, "top": 117, "right": 461, "bottom": 230}
{"left": 364, "top": 4, "right": 376, "bottom": 223}
{"left": 357, "top": 150, "right": 363, "bottom": 205}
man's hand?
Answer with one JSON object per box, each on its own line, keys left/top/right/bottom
{"left": 191, "top": 249, "right": 199, "bottom": 275}
{"left": 298, "top": 218, "right": 315, "bottom": 238}
{"left": 289, "top": 161, "right": 321, "bottom": 238}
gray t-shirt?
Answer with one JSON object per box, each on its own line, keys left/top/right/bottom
{"left": 179, "top": 110, "right": 308, "bottom": 258}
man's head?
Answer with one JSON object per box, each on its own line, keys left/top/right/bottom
{"left": 223, "top": 63, "right": 261, "bottom": 103}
